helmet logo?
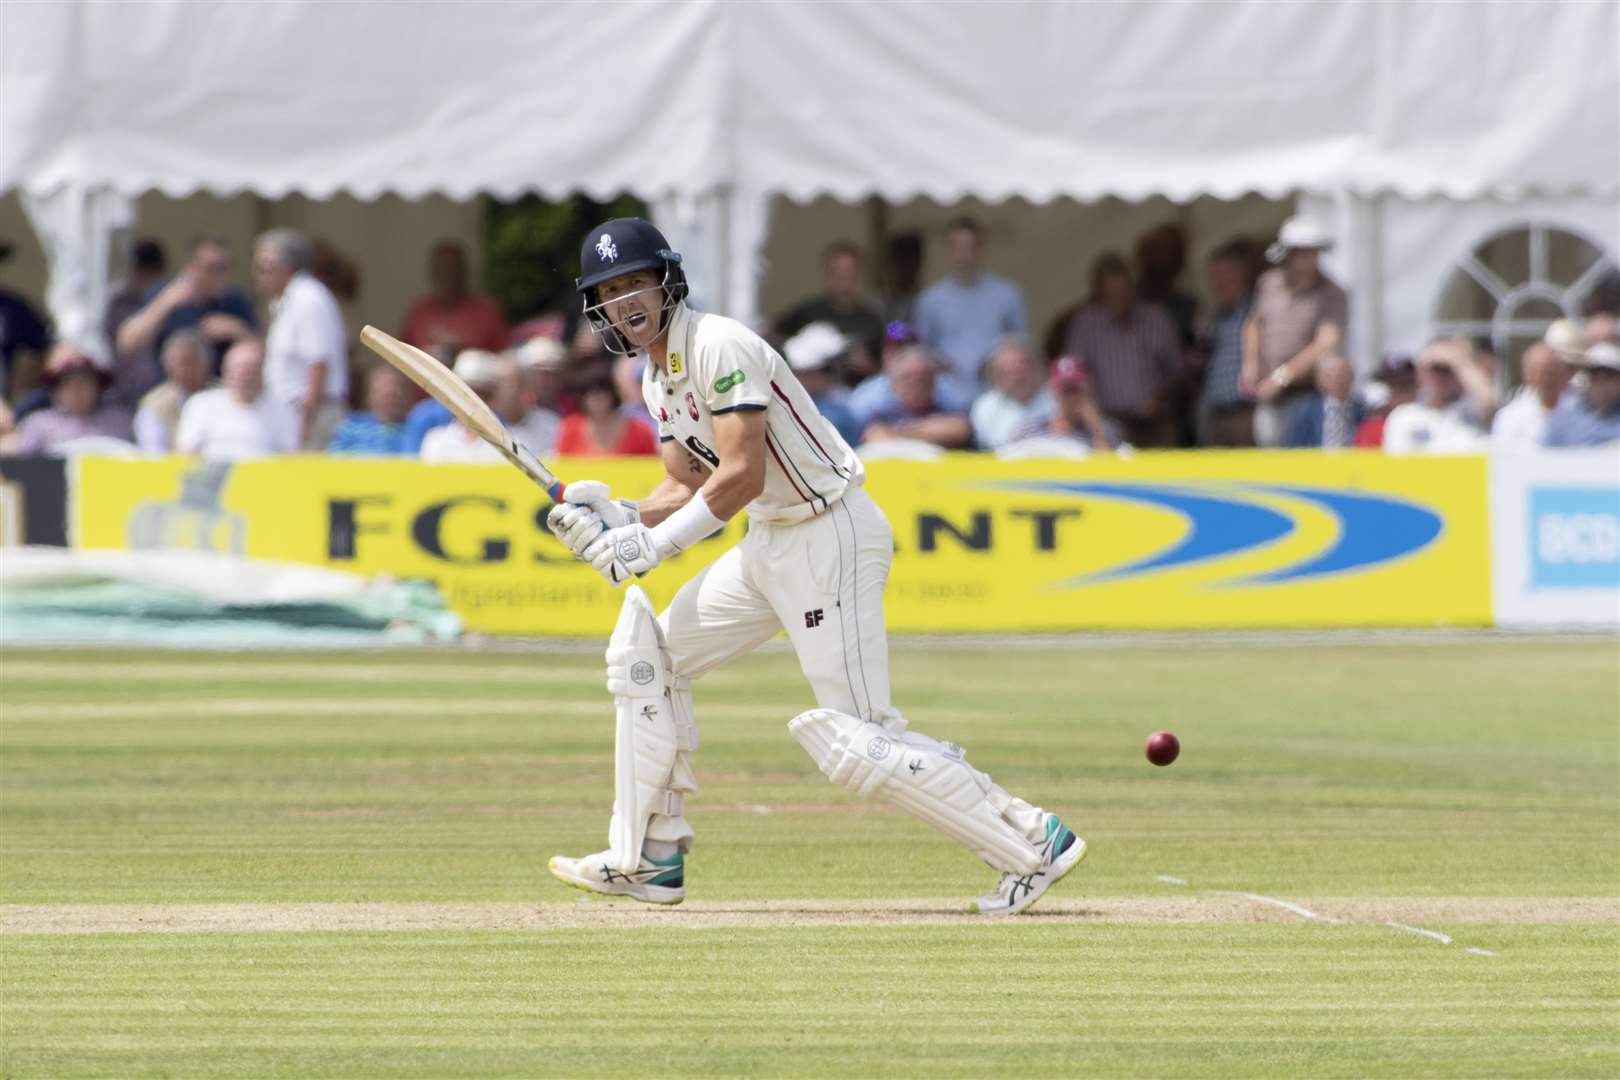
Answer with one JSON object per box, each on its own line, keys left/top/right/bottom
{"left": 595, "top": 233, "right": 618, "bottom": 263}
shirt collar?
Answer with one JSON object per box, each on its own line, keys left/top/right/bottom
{"left": 270, "top": 270, "right": 309, "bottom": 316}
{"left": 657, "top": 304, "right": 693, "bottom": 386}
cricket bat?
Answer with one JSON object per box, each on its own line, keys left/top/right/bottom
{"left": 359, "top": 325, "right": 565, "bottom": 502}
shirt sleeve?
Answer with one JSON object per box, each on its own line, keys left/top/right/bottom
{"left": 702, "top": 335, "right": 772, "bottom": 414}
{"left": 133, "top": 407, "right": 167, "bottom": 453}
{"left": 1319, "top": 282, "right": 1349, "bottom": 332}
{"left": 1005, "top": 282, "right": 1029, "bottom": 334}
{"left": 11, "top": 413, "right": 47, "bottom": 455}
{"left": 175, "top": 396, "right": 204, "bottom": 454}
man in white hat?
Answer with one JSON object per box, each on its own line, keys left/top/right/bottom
{"left": 782, "top": 322, "right": 862, "bottom": 446}
{"left": 1240, "top": 217, "right": 1348, "bottom": 447}
{"left": 1383, "top": 338, "right": 1496, "bottom": 455}
{"left": 419, "top": 349, "right": 516, "bottom": 463}
{"left": 1544, "top": 342, "right": 1620, "bottom": 447}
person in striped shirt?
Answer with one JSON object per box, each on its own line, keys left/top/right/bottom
{"left": 543, "top": 218, "right": 1086, "bottom": 916}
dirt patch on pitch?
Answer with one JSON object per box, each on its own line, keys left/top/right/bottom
{"left": 3, "top": 896, "right": 1614, "bottom": 934}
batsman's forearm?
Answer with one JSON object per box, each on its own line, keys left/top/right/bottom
{"left": 636, "top": 476, "right": 698, "bottom": 528}
{"left": 699, "top": 459, "right": 766, "bottom": 520}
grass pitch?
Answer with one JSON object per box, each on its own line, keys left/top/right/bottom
{"left": 2, "top": 638, "right": 1617, "bottom": 1077}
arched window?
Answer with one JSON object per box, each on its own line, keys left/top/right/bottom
{"left": 1432, "top": 223, "right": 1617, "bottom": 385}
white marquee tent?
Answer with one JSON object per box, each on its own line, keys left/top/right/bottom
{"left": 4, "top": 0, "right": 1617, "bottom": 366}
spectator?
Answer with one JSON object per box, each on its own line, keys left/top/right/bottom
{"left": 553, "top": 372, "right": 659, "bottom": 456}
{"left": 854, "top": 345, "right": 972, "bottom": 449}
{"left": 419, "top": 350, "right": 509, "bottom": 463}
{"left": 913, "top": 217, "right": 1028, "bottom": 387}
{"left": 1282, "top": 355, "right": 1365, "bottom": 449}
{"left": 1243, "top": 218, "right": 1348, "bottom": 446}
{"left": 849, "top": 343, "right": 975, "bottom": 436}
{"left": 1383, "top": 339, "right": 1497, "bottom": 454}
{"left": 328, "top": 365, "right": 415, "bottom": 455}
{"left": 773, "top": 241, "right": 885, "bottom": 382}
{"left": 1136, "top": 224, "right": 1198, "bottom": 348}
{"left": 312, "top": 239, "right": 361, "bottom": 305}
{"left": 102, "top": 238, "right": 169, "bottom": 405}
{"left": 1061, "top": 252, "right": 1183, "bottom": 447}
{"left": 401, "top": 240, "right": 509, "bottom": 356}
{"left": 516, "top": 335, "right": 577, "bottom": 417}
{"left": 881, "top": 231, "right": 924, "bottom": 326}
{"left": 504, "top": 351, "right": 563, "bottom": 454}
{"left": 134, "top": 330, "right": 212, "bottom": 453}
{"left": 3, "top": 344, "right": 133, "bottom": 455}
{"left": 783, "top": 322, "right": 862, "bottom": 447}
{"left": 1491, "top": 343, "right": 1572, "bottom": 450}
{"left": 175, "top": 339, "right": 298, "bottom": 461}
{"left": 613, "top": 352, "right": 654, "bottom": 429}
{"left": 1582, "top": 312, "right": 1618, "bottom": 347}
{"left": 1002, "top": 355, "right": 1116, "bottom": 454}
{"left": 115, "top": 236, "right": 257, "bottom": 377}
{"left": 969, "top": 335, "right": 1054, "bottom": 450}
{"left": 1197, "top": 240, "right": 1260, "bottom": 446}
{"left": 252, "top": 228, "right": 349, "bottom": 449}
{"left": 0, "top": 273, "right": 50, "bottom": 402}
{"left": 1543, "top": 342, "right": 1620, "bottom": 447}
{"left": 1543, "top": 317, "right": 1587, "bottom": 365}
{"left": 1353, "top": 355, "right": 1417, "bottom": 448}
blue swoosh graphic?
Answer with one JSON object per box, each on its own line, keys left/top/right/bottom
{"left": 1232, "top": 486, "right": 1443, "bottom": 584}
{"left": 996, "top": 481, "right": 1294, "bottom": 581}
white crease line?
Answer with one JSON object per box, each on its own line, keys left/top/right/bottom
{"left": 1221, "top": 891, "right": 1345, "bottom": 924}
{"left": 1156, "top": 874, "right": 1498, "bottom": 956}
{"left": 1385, "top": 921, "right": 1452, "bottom": 944}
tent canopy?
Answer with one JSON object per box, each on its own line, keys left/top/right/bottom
{"left": 5, "top": 0, "right": 1617, "bottom": 203}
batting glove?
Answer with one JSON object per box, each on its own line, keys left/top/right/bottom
{"left": 584, "top": 522, "right": 662, "bottom": 582}
{"left": 546, "top": 480, "right": 640, "bottom": 558}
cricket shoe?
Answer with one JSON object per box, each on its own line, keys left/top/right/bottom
{"left": 548, "top": 849, "right": 685, "bottom": 905}
{"left": 968, "top": 815, "right": 1087, "bottom": 916}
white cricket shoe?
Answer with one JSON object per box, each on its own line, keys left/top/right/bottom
{"left": 548, "top": 849, "right": 685, "bottom": 905}
{"left": 968, "top": 815, "right": 1087, "bottom": 916}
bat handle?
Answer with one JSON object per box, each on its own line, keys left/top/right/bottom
{"left": 545, "top": 479, "right": 565, "bottom": 504}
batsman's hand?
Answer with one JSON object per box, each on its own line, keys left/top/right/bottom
{"left": 546, "top": 480, "right": 640, "bottom": 558}
{"left": 583, "top": 522, "right": 661, "bottom": 584}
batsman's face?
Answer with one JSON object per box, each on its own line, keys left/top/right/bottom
{"left": 595, "top": 270, "right": 662, "bottom": 349}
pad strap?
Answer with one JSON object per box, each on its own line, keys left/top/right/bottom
{"left": 788, "top": 708, "right": 1043, "bottom": 875}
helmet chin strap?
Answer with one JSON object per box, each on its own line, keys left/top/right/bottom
{"left": 584, "top": 274, "right": 683, "bottom": 357}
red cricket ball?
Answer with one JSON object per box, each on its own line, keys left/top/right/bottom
{"left": 1145, "top": 731, "right": 1180, "bottom": 767}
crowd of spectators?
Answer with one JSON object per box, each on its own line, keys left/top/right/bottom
{"left": 2, "top": 216, "right": 1619, "bottom": 464}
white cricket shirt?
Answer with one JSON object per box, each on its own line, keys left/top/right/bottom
{"left": 642, "top": 305, "right": 863, "bottom": 525}
{"left": 265, "top": 271, "right": 350, "bottom": 407}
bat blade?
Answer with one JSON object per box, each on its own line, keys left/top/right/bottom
{"left": 359, "top": 325, "right": 564, "bottom": 501}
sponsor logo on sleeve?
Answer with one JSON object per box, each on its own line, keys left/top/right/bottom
{"left": 713, "top": 369, "right": 746, "bottom": 394}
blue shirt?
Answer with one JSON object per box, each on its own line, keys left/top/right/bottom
{"left": 150, "top": 282, "right": 259, "bottom": 373}
{"left": 1543, "top": 394, "right": 1620, "bottom": 447}
{"left": 1201, "top": 295, "right": 1253, "bottom": 408}
{"left": 329, "top": 412, "right": 411, "bottom": 455}
{"left": 913, "top": 274, "right": 1028, "bottom": 387}
{"left": 403, "top": 399, "right": 453, "bottom": 453}
{"left": 812, "top": 391, "right": 863, "bottom": 448}
{"left": 848, "top": 371, "right": 975, "bottom": 432}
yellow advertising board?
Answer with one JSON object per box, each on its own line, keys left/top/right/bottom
{"left": 74, "top": 451, "right": 1490, "bottom": 635}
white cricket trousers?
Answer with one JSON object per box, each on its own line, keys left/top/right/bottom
{"left": 658, "top": 485, "right": 894, "bottom": 720}
{"left": 653, "top": 484, "right": 1050, "bottom": 860}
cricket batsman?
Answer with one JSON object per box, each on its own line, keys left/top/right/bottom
{"left": 545, "top": 218, "right": 1086, "bottom": 915}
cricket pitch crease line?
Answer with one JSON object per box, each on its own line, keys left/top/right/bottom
{"left": 1154, "top": 874, "right": 1499, "bottom": 957}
